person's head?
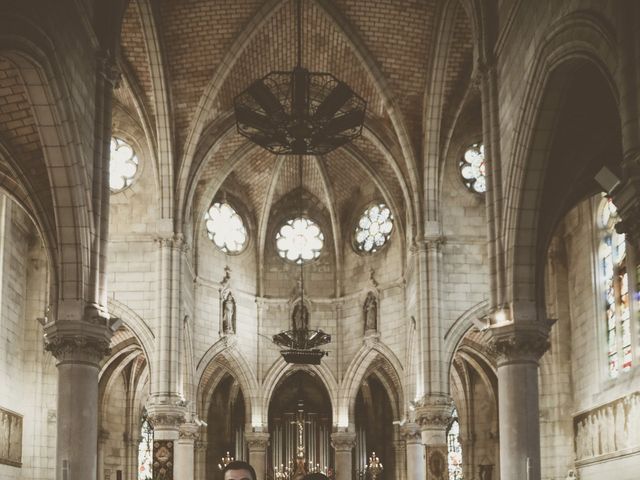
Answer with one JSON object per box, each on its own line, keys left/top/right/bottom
{"left": 222, "top": 460, "right": 257, "bottom": 480}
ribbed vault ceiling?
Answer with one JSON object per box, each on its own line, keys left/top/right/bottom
{"left": 116, "top": 0, "right": 475, "bottom": 244}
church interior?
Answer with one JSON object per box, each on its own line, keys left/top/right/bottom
{"left": 0, "top": 1, "right": 639, "bottom": 480}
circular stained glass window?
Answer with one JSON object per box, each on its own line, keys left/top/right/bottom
{"left": 110, "top": 137, "right": 139, "bottom": 192}
{"left": 276, "top": 217, "right": 324, "bottom": 264}
{"left": 355, "top": 203, "right": 393, "bottom": 253}
{"left": 459, "top": 143, "right": 486, "bottom": 193}
{"left": 204, "top": 202, "right": 248, "bottom": 254}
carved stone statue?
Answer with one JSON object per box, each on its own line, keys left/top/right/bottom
{"left": 364, "top": 292, "right": 377, "bottom": 332}
{"left": 565, "top": 469, "right": 577, "bottom": 480}
{"left": 222, "top": 291, "right": 236, "bottom": 334}
{"left": 292, "top": 301, "right": 309, "bottom": 331}
{"left": 479, "top": 465, "right": 493, "bottom": 480}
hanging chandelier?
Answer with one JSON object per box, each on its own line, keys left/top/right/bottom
{"left": 234, "top": 0, "right": 366, "bottom": 155}
{"left": 271, "top": 156, "right": 331, "bottom": 365}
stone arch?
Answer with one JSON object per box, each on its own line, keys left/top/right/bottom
{"left": 107, "top": 298, "right": 155, "bottom": 366}
{"left": 196, "top": 338, "right": 259, "bottom": 424}
{"left": 342, "top": 342, "right": 404, "bottom": 427}
{"left": 503, "top": 11, "right": 619, "bottom": 319}
{"left": 443, "top": 300, "right": 489, "bottom": 381}
{"left": 262, "top": 357, "right": 339, "bottom": 428}
{"left": 0, "top": 14, "right": 93, "bottom": 309}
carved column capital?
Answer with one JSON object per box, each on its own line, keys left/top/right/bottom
{"left": 245, "top": 432, "right": 270, "bottom": 451}
{"left": 415, "top": 396, "right": 454, "bottom": 446}
{"left": 178, "top": 422, "right": 200, "bottom": 441}
{"left": 486, "top": 320, "right": 553, "bottom": 365}
{"left": 612, "top": 176, "right": 640, "bottom": 255}
{"left": 400, "top": 422, "right": 422, "bottom": 445}
{"left": 146, "top": 402, "right": 187, "bottom": 433}
{"left": 330, "top": 431, "right": 356, "bottom": 452}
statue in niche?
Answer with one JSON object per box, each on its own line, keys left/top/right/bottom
{"left": 363, "top": 292, "right": 378, "bottom": 332}
{"left": 292, "top": 301, "right": 309, "bottom": 331}
{"left": 222, "top": 291, "right": 236, "bottom": 334}
{"left": 565, "top": 470, "right": 577, "bottom": 480}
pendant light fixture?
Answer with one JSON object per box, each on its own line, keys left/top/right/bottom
{"left": 234, "top": 0, "right": 366, "bottom": 155}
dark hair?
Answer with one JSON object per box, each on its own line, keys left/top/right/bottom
{"left": 222, "top": 460, "right": 257, "bottom": 480}
{"left": 303, "top": 474, "right": 329, "bottom": 480}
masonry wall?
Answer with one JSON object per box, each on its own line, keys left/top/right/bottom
{"left": 0, "top": 196, "right": 56, "bottom": 480}
{"left": 540, "top": 197, "right": 640, "bottom": 479}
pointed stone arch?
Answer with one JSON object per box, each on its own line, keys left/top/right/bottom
{"left": 196, "top": 338, "right": 260, "bottom": 423}
{"left": 261, "top": 357, "right": 339, "bottom": 428}
{"left": 341, "top": 342, "right": 404, "bottom": 426}
{"left": 503, "top": 11, "right": 619, "bottom": 320}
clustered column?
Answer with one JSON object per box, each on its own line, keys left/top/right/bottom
{"left": 401, "top": 423, "right": 424, "bottom": 480}
{"left": 416, "top": 396, "right": 453, "bottom": 480}
{"left": 488, "top": 321, "right": 551, "bottom": 480}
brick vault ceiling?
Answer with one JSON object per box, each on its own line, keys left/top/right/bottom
{"left": 117, "top": 0, "right": 475, "bottom": 237}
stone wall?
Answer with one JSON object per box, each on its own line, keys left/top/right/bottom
{"left": 0, "top": 196, "right": 56, "bottom": 480}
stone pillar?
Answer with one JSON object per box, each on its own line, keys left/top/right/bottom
{"left": 147, "top": 405, "right": 187, "bottom": 480}
{"left": 331, "top": 432, "right": 356, "bottom": 480}
{"left": 175, "top": 423, "right": 199, "bottom": 480}
{"left": 487, "top": 321, "right": 551, "bottom": 480}
{"left": 402, "top": 423, "right": 424, "bottom": 480}
{"left": 97, "top": 429, "right": 109, "bottom": 480}
{"left": 194, "top": 439, "right": 208, "bottom": 480}
{"left": 246, "top": 431, "right": 270, "bottom": 480}
{"left": 416, "top": 396, "right": 453, "bottom": 480}
{"left": 393, "top": 435, "right": 407, "bottom": 480}
{"left": 44, "top": 322, "right": 111, "bottom": 480}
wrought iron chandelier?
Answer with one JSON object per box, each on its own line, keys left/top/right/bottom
{"left": 271, "top": 156, "right": 331, "bottom": 364}
{"left": 234, "top": 0, "right": 366, "bottom": 155}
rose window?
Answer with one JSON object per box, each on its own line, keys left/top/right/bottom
{"left": 110, "top": 137, "right": 139, "bottom": 192}
{"left": 355, "top": 203, "right": 393, "bottom": 253}
{"left": 205, "top": 202, "right": 248, "bottom": 254}
{"left": 276, "top": 217, "right": 324, "bottom": 264}
{"left": 459, "top": 143, "right": 486, "bottom": 193}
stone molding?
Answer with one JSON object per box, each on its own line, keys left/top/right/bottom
{"left": 400, "top": 422, "right": 422, "bottom": 444}
{"left": 330, "top": 432, "right": 356, "bottom": 451}
{"left": 178, "top": 423, "right": 200, "bottom": 441}
{"left": 415, "top": 396, "right": 454, "bottom": 431}
{"left": 245, "top": 432, "right": 270, "bottom": 450}
{"left": 97, "top": 50, "right": 121, "bottom": 88}
{"left": 44, "top": 333, "right": 111, "bottom": 364}
{"left": 612, "top": 176, "right": 640, "bottom": 254}
{"left": 146, "top": 402, "right": 187, "bottom": 431}
{"left": 486, "top": 320, "right": 553, "bottom": 364}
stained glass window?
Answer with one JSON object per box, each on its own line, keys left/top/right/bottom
{"left": 447, "top": 409, "right": 463, "bottom": 480}
{"left": 276, "top": 217, "right": 324, "bottom": 264}
{"left": 138, "top": 411, "right": 153, "bottom": 480}
{"left": 205, "top": 202, "right": 248, "bottom": 254}
{"left": 599, "top": 197, "right": 631, "bottom": 378}
{"left": 355, "top": 203, "right": 393, "bottom": 253}
{"left": 459, "top": 143, "right": 486, "bottom": 194}
{"left": 110, "top": 137, "right": 139, "bottom": 192}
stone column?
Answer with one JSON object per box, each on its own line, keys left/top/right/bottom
{"left": 402, "top": 423, "right": 424, "bottom": 480}
{"left": 147, "top": 405, "right": 187, "bottom": 479}
{"left": 44, "top": 321, "right": 111, "bottom": 480}
{"left": 246, "top": 431, "right": 270, "bottom": 480}
{"left": 97, "top": 429, "right": 109, "bottom": 480}
{"left": 175, "top": 423, "right": 199, "bottom": 480}
{"left": 331, "top": 432, "right": 356, "bottom": 480}
{"left": 416, "top": 396, "right": 453, "bottom": 480}
{"left": 194, "top": 439, "right": 208, "bottom": 480}
{"left": 487, "top": 321, "right": 551, "bottom": 480}
{"left": 393, "top": 435, "right": 407, "bottom": 480}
